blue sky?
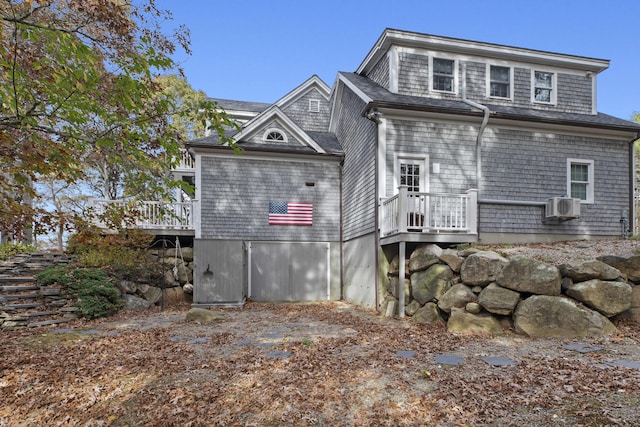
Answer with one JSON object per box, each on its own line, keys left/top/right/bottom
{"left": 156, "top": 0, "right": 640, "bottom": 121}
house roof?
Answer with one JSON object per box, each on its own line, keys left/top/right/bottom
{"left": 339, "top": 72, "right": 640, "bottom": 133}
{"left": 188, "top": 131, "right": 342, "bottom": 157}
{"left": 207, "top": 98, "right": 271, "bottom": 114}
{"left": 358, "top": 28, "right": 610, "bottom": 76}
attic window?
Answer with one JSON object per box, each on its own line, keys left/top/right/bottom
{"left": 308, "top": 99, "right": 320, "bottom": 113}
{"left": 263, "top": 128, "right": 287, "bottom": 143}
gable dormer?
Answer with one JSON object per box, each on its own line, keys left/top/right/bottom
{"left": 232, "top": 105, "right": 327, "bottom": 154}
{"left": 358, "top": 28, "right": 609, "bottom": 115}
{"left": 273, "top": 75, "right": 331, "bottom": 132}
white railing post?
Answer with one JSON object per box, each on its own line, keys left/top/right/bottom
{"left": 398, "top": 186, "right": 408, "bottom": 233}
{"left": 466, "top": 189, "right": 478, "bottom": 235}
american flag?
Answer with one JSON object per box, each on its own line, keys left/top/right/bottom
{"left": 268, "top": 201, "right": 313, "bottom": 226}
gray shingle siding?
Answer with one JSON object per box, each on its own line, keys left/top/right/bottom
{"left": 392, "top": 50, "right": 596, "bottom": 115}
{"left": 398, "top": 52, "right": 429, "bottom": 96}
{"left": 336, "top": 88, "right": 377, "bottom": 241}
{"left": 281, "top": 87, "right": 331, "bottom": 132}
{"left": 480, "top": 128, "right": 629, "bottom": 236}
{"left": 200, "top": 156, "right": 341, "bottom": 241}
{"left": 366, "top": 54, "right": 390, "bottom": 89}
{"left": 384, "top": 119, "right": 477, "bottom": 196}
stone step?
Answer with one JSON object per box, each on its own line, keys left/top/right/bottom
{"left": 1, "top": 292, "right": 41, "bottom": 301}
{"left": 0, "top": 276, "right": 36, "bottom": 283}
{"left": 0, "top": 285, "right": 40, "bottom": 291}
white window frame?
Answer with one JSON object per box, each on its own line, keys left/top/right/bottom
{"left": 394, "top": 154, "right": 429, "bottom": 193}
{"left": 262, "top": 128, "right": 288, "bottom": 143}
{"left": 308, "top": 99, "right": 320, "bottom": 113}
{"left": 429, "top": 56, "right": 457, "bottom": 94}
{"left": 486, "top": 64, "right": 513, "bottom": 100}
{"left": 567, "top": 158, "right": 594, "bottom": 204}
{"left": 532, "top": 69, "right": 557, "bottom": 105}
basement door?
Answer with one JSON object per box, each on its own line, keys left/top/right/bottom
{"left": 248, "top": 242, "right": 329, "bottom": 302}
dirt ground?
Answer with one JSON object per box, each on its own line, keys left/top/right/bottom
{"left": 2, "top": 301, "right": 640, "bottom": 426}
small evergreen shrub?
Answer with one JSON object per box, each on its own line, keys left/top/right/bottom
{"left": 38, "top": 266, "right": 124, "bottom": 319}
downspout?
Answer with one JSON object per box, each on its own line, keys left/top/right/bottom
{"left": 461, "top": 64, "right": 490, "bottom": 196}
{"left": 629, "top": 134, "right": 640, "bottom": 236}
{"left": 339, "top": 160, "right": 344, "bottom": 301}
{"left": 366, "top": 109, "right": 382, "bottom": 311}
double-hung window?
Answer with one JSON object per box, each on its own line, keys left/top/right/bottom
{"left": 567, "top": 159, "right": 594, "bottom": 203}
{"left": 432, "top": 58, "right": 455, "bottom": 93}
{"left": 489, "top": 65, "right": 511, "bottom": 99}
{"left": 533, "top": 70, "right": 556, "bottom": 104}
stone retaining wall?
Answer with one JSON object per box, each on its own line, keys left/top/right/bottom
{"left": 382, "top": 244, "right": 640, "bottom": 337}
{"left": 117, "top": 247, "right": 194, "bottom": 309}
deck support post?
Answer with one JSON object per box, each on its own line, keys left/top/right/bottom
{"left": 398, "top": 241, "right": 406, "bottom": 319}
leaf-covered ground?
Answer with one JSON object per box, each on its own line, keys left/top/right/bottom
{"left": 1, "top": 302, "right": 640, "bottom": 426}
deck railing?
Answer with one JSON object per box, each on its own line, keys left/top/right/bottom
{"left": 381, "top": 187, "right": 478, "bottom": 236}
{"left": 90, "top": 200, "right": 195, "bottom": 230}
{"left": 174, "top": 149, "right": 195, "bottom": 171}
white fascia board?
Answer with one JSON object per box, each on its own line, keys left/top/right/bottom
{"left": 358, "top": 29, "right": 609, "bottom": 75}
{"left": 337, "top": 73, "right": 373, "bottom": 104}
{"left": 193, "top": 148, "right": 341, "bottom": 165}
{"left": 274, "top": 75, "right": 331, "bottom": 109}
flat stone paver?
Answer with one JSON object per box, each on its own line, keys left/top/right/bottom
{"left": 266, "top": 351, "right": 291, "bottom": 359}
{"left": 606, "top": 360, "right": 640, "bottom": 370}
{"left": 233, "top": 339, "right": 251, "bottom": 345}
{"left": 395, "top": 350, "right": 415, "bottom": 359}
{"left": 435, "top": 354, "right": 464, "bottom": 366}
{"left": 481, "top": 356, "right": 517, "bottom": 367}
{"left": 188, "top": 337, "right": 208, "bottom": 344}
{"left": 563, "top": 343, "right": 603, "bottom": 353}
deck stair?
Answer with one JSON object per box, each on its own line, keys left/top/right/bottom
{"left": 0, "top": 252, "right": 78, "bottom": 330}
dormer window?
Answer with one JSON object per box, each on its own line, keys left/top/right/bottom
{"left": 533, "top": 70, "right": 556, "bottom": 104}
{"left": 431, "top": 57, "right": 456, "bottom": 93}
{"left": 263, "top": 128, "right": 287, "bottom": 143}
{"left": 488, "top": 65, "right": 511, "bottom": 99}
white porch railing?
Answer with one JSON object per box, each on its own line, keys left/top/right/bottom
{"left": 174, "top": 149, "right": 195, "bottom": 171}
{"left": 381, "top": 187, "right": 478, "bottom": 236}
{"left": 90, "top": 200, "right": 195, "bottom": 230}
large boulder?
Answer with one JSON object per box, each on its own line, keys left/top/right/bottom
{"left": 123, "top": 294, "right": 154, "bottom": 310}
{"left": 439, "top": 248, "right": 464, "bottom": 273}
{"left": 409, "top": 244, "right": 442, "bottom": 273}
{"left": 437, "top": 283, "right": 476, "bottom": 313}
{"left": 410, "top": 264, "right": 453, "bottom": 305}
{"left": 388, "top": 276, "right": 411, "bottom": 302}
{"left": 137, "top": 284, "right": 162, "bottom": 304}
{"left": 411, "top": 302, "right": 443, "bottom": 324}
{"left": 460, "top": 251, "right": 508, "bottom": 286}
{"left": 447, "top": 308, "right": 503, "bottom": 335}
{"left": 497, "top": 256, "right": 561, "bottom": 295}
{"left": 597, "top": 254, "right": 640, "bottom": 283}
{"left": 163, "top": 286, "right": 186, "bottom": 306}
{"left": 560, "top": 260, "right": 623, "bottom": 282}
{"left": 565, "top": 279, "right": 632, "bottom": 317}
{"left": 478, "top": 283, "right": 521, "bottom": 315}
{"left": 513, "top": 295, "right": 616, "bottom": 338}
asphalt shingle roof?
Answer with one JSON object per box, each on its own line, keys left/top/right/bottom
{"left": 340, "top": 72, "right": 640, "bottom": 132}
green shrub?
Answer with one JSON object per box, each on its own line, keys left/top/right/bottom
{"left": 37, "top": 266, "right": 124, "bottom": 319}
{"left": 0, "top": 242, "right": 36, "bottom": 260}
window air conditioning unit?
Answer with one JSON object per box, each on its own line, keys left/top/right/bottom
{"left": 545, "top": 197, "right": 580, "bottom": 219}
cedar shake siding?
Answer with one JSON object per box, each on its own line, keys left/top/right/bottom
{"left": 335, "top": 87, "right": 377, "bottom": 242}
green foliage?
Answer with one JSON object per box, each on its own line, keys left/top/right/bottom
{"left": 0, "top": 241, "right": 35, "bottom": 260}
{"left": 37, "top": 266, "right": 123, "bottom": 319}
